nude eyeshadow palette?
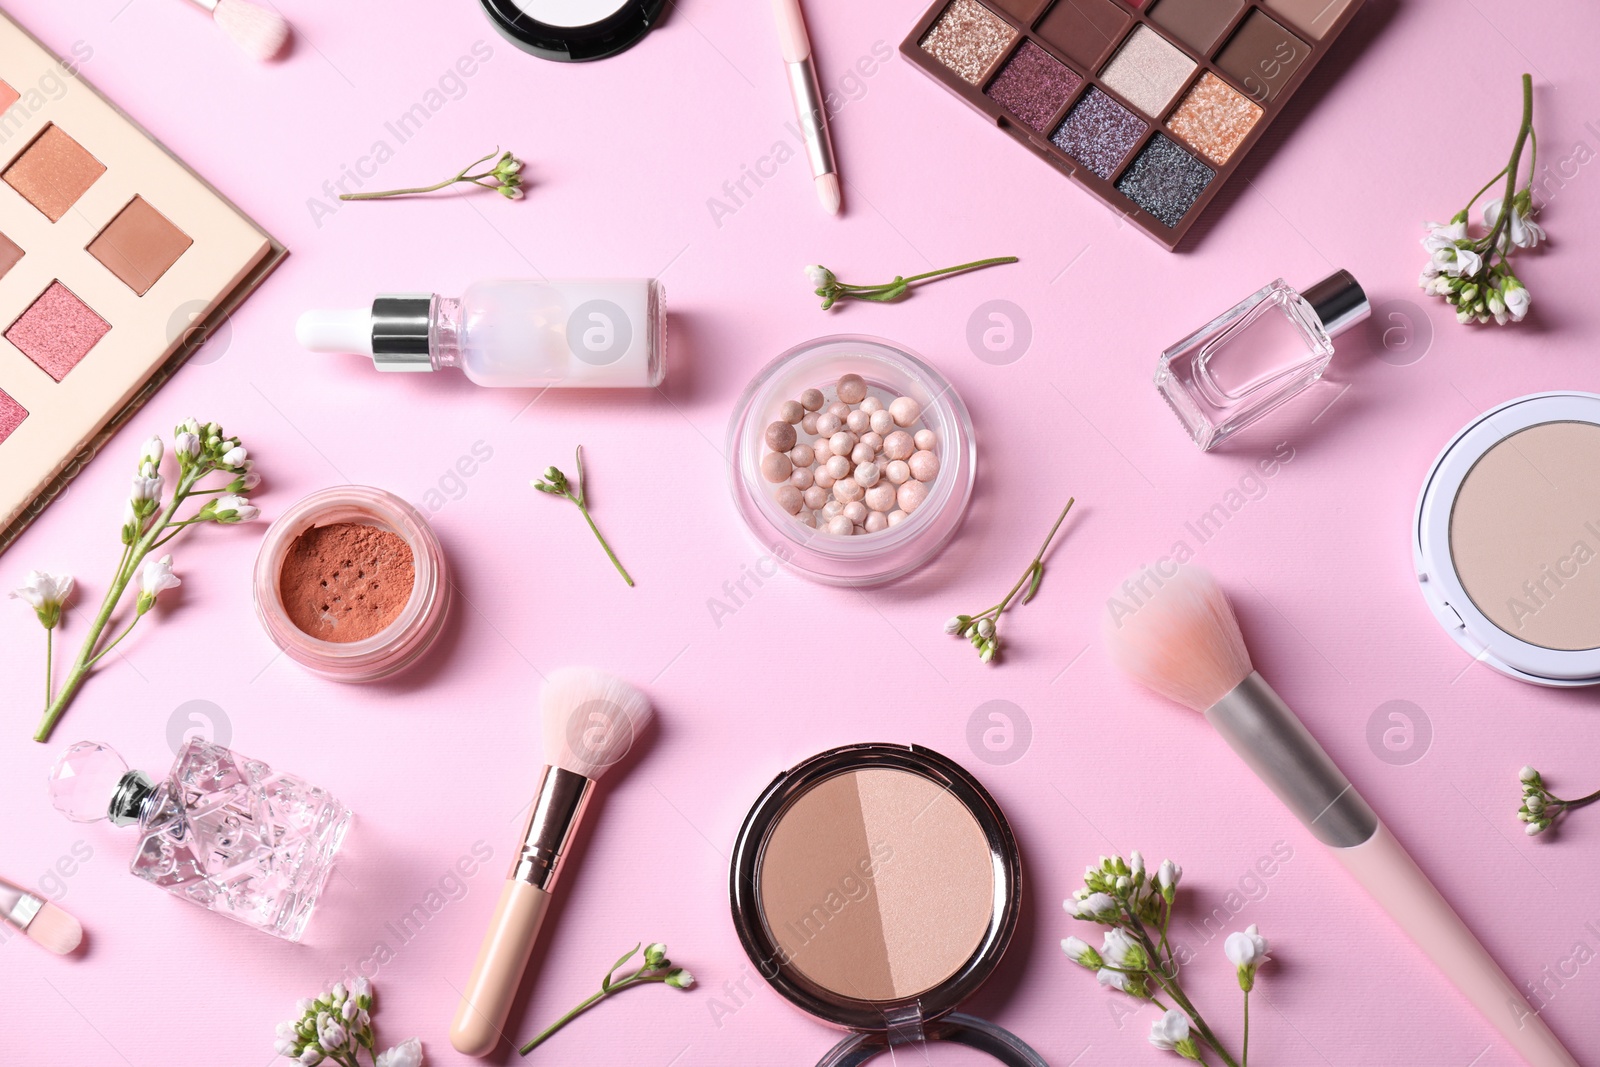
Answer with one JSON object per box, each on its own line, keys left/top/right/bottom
{"left": 0, "top": 12, "right": 285, "bottom": 553}
{"left": 901, "top": 0, "right": 1366, "bottom": 248}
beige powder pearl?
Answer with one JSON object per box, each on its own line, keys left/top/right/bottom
{"left": 864, "top": 483, "right": 897, "bottom": 512}
{"left": 885, "top": 460, "right": 911, "bottom": 485}
{"left": 834, "top": 478, "right": 865, "bottom": 504}
{"left": 883, "top": 431, "right": 914, "bottom": 461}
{"left": 775, "top": 485, "right": 804, "bottom": 514}
{"left": 897, "top": 480, "right": 930, "bottom": 513}
{"left": 910, "top": 450, "right": 940, "bottom": 482}
{"left": 761, "top": 452, "right": 792, "bottom": 483}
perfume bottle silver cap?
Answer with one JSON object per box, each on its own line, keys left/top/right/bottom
{"left": 370, "top": 294, "right": 434, "bottom": 368}
{"left": 1304, "top": 270, "right": 1370, "bottom": 338}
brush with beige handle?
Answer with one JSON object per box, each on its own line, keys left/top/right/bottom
{"left": 450, "top": 667, "right": 653, "bottom": 1057}
{"left": 1103, "top": 565, "right": 1578, "bottom": 1067}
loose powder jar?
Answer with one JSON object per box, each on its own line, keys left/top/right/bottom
{"left": 730, "top": 744, "right": 1041, "bottom": 1067}
{"left": 1414, "top": 392, "right": 1600, "bottom": 686}
{"left": 253, "top": 486, "right": 450, "bottom": 681}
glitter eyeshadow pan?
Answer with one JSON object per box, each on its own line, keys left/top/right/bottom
{"left": 1053, "top": 88, "right": 1146, "bottom": 178}
{"left": 5, "top": 281, "right": 111, "bottom": 381}
{"left": 3, "top": 124, "right": 106, "bottom": 223}
{"left": 985, "top": 40, "right": 1083, "bottom": 132}
{"left": 1167, "top": 72, "right": 1262, "bottom": 164}
{"left": 900, "top": 0, "right": 1367, "bottom": 248}
{"left": 921, "top": 0, "right": 1018, "bottom": 86}
{"left": 1117, "top": 134, "right": 1214, "bottom": 227}
{"left": 0, "top": 387, "right": 26, "bottom": 444}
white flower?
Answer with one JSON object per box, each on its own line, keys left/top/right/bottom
{"left": 1073, "top": 892, "right": 1118, "bottom": 920}
{"left": 138, "top": 555, "right": 181, "bottom": 604}
{"left": 222, "top": 444, "right": 248, "bottom": 468}
{"left": 1129, "top": 851, "right": 1145, "bottom": 879}
{"left": 130, "top": 471, "right": 163, "bottom": 504}
{"left": 140, "top": 435, "right": 163, "bottom": 465}
{"left": 375, "top": 1038, "right": 422, "bottom": 1067}
{"left": 1503, "top": 281, "right": 1531, "bottom": 321}
{"left": 295, "top": 999, "right": 314, "bottom": 1015}
{"left": 341, "top": 999, "right": 358, "bottom": 1021}
{"left": 1484, "top": 197, "right": 1546, "bottom": 249}
{"left": 1526, "top": 822, "right": 1545, "bottom": 836}
{"left": 644, "top": 942, "right": 669, "bottom": 967}
{"left": 502, "top": 185, "right": 525, "bottom": 200}
{"left": 1096, "top": 967, "right": 1136, "bottom": 993}
{"left": 1225, "top": 924, "right": 1268, "bottom": 968}
{"left": 1526, "top": 794, "right": 1545, "bottom": 814}
{"left": 1149, "top": 1008, "right": 1190, "bottom": 1051}
{"left": 351, "top": 977, "right": 370, "bottom": 1000}
{"left": 1101, "top": 928, "right": 1144, "bottom": 969}
{"left": 317, "top": 1021, "right": 347, "bottom": 1050}
{"left": 1061, "top": 936, "right": 1101, "bottom": 968}
{"left": 1521, "top": 766, "right": 1540, "bottom": 784}
{"left": 976, "top": 617, "right": 995, "bottom": 638}
{"left": 298, "top": 1049, "right": 323, "bottom": 1067}
{"left": 1430, "top": 241, "right": 1482, "bottom": 277}
{"left": 804, "top": 264, "right": 834, "bottom": 288}
{"left": 213, "top": 494, "right": 260, "bottom": 523}
{"left": 666, "top": 968, "right": 695, "bottom": 989}
{"left": 944, "top": 616, "right": 967, "bottom": 635}
{"left": 10, "top": 569, "right": 74, "bottom": 628}
{"left": 1157, "top": 859, "right": 1181, "bottom": 893}
{"left": 174, "top": 432, "right": 200, "bottom": 460}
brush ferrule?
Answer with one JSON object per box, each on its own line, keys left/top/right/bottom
{"left": 786, "top": 57, "right": 836, "bottom": 178}
{"left": 187, "top": 0, "right": 221, "bottom": 13}
{"left": 2, "top": 888, "right": 41, "bottom": 930}
{"left": 1206, "top": 672, "right": 1378, "bottom": 848}
{"left": 510, "top": 766, "right": 593, "bottom": 891}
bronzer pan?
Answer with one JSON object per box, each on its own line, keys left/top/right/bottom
{"left": 730, "top": 744, "right": 1040, "bottom": 1066}
{"left": 1414, "top": 391, "right": 1600, "bottom": 686}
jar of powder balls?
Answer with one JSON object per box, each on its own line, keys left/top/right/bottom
{"left": 728, "top": 335, "right": 977, "bottom": 585}
{"left": 252, "top": 486, "right": 450, "bottom": 681}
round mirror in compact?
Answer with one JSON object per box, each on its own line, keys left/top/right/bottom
{"left": 729, "top": 744, "right": 1042, "bottom": 1067}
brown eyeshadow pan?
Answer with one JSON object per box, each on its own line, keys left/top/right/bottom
{"left": 1215, "top": 10, "right": 1308, "bottom": 103}
{"left": 0, "top": 231, "right": 23, "bottom": 281}
{"left": 3, "top": 124, "right": 106, "bottom": 222}
{"left": 900, "top": 0, "right": 1364, "bottom": 248}
{"left": 88, "top": 196, "right": 193, "bottom": 296}
{"left": 1035, "top": 0, "right": 1131, "bottom": 69}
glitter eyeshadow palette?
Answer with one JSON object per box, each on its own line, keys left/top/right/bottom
{"left": 902, "top": 0, "right": 1365, "bottom": 249}
{"left": 0, "top": 13, "right": 284, "bottom": 553}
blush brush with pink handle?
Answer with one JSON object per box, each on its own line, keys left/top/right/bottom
{"left": 1103, "top": 565, "right": 1577, "bottom": 1067}
{"left": 450, "top": 667, "right": 653, "bottom": 1057}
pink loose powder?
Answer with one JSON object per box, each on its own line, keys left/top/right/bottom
{"left": 0, "top": 387, "right": 26, "bottom": 443}
{"left": 6, "top": 281, "right": 110, "bottom": 381}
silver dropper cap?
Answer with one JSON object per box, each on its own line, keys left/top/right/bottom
{"left": 370, "top": 294, "right": 434, "bottom": 369}
{"left": 1303, "top": 270, "right": 1370, "bottom": 338}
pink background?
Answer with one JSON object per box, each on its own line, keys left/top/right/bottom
{"left": 3, "top": 0, "right": 1599, "bottom": 1064}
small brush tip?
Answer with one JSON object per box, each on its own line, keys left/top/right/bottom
{"left": 27, "top": 902, "right": 83, "bottom": 955}
{"left": 540, "top": 667, "right": 653, "bottom": 780}
{"left": 213, "top": 0, "right": 291, "bottom": 61}
{"left": 816, "top": 173, "right": 841, "bottom": 216}
{"left": 1102, "top": 564, "right": 1253, "bottom": 712}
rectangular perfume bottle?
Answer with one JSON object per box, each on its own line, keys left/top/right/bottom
{"left": 1155, "top": 270, "right": 1368, "bottom": 450}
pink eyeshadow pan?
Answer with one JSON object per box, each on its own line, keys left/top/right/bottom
{"left": 0, "top": 386, "right": 26, "bottom": 443}
{"left": 6, "top": 281, "right": 110, "bottom": 381}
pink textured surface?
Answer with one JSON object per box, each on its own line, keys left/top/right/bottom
{"left": 5, "top": 281, "right": 109, "bottom": 381}
{"left": 2, "top": 2, "right": 1599, "bottom": 1066}
{"left": 0, "top": 385, "right": 25, "bottom": 442}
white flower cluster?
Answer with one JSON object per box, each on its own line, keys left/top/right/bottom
{"left": 273, "top": 978, "right": 422, "bottom": 1067}
{"left": 1417, "top": 198, "right": 1538, "bottom": 326}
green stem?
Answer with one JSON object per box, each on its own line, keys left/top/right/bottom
{"left": 570, "top": 494, "right": 635, "bottom": 587}
{"left": 1552, "top": 786, "right": 1600, "bottom": 811}
{"left": 1125, "top": 914, "right": 1240, "bottom": 1067}
{"left": 340, "top": 150, "right": 501, "bottom": 201}
{"left": 899, "top": 256, "right": 1018, "bottom": 286}
{"left": 1479, "top": 74, "right": 1535, "bottom": 263}
{"left": 86, "top": 612, "right": 145, "bottom": 669}
{"left": 518, "top": 973, "right": 673, "bottom": 1055}
{"left": 32, "top": 472, "right": 197, "bottom": 743}
{"left": 1242, "top": 990, "right": 1250, "bottom": 1067}
{"left": 44, "top": 626, "right": 52, "bottom": 707}
{"left": 1460, "top": 166, "right": 1509, "bottom": 216}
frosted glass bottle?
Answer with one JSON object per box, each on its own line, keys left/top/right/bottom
{"left": 1155, "top": 271, "right": 1368, "bottom": 451}
{"left": 297, "top": 278, "right": 665, "bottom": 388}
{"left": 48, "top": 739, "right": 351, "bottom": 941}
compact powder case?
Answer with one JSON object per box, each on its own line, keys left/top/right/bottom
{"left": 730, "top": 744, "right": 1040, "bottom": 1067}
{"left": 479, "top": 0, "right": 668, "bottom": 61}
{"left": 1415, "top": 392, "right": 1600, "bottom": 687}
{"left": 901, "top": 0, "right": 1367, "bottom": 248}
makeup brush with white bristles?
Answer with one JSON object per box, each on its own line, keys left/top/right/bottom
{"left": 1, "top": 875, "right": 83, "bottom": 955}
{"left": 1103, "top": 565, "right": 1575, "bottom": 1067}
{"left": 450, "top": 667, "right": 653, "bottom": 1058}
{"left": 183, "top": 0, "right": 290, "bottom": 61}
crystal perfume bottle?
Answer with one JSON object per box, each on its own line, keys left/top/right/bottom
{"left": 48, "top": 739, "right": 351, "bottom": 941}
{"left": 1156, "top": 270, "right": 1369, "bottom": 451}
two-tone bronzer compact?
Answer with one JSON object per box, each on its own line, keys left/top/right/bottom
{"left": 730, "top": 744, "right": 1040, "bottom": 1066}
{"left": 1415, "top": 392, "right": 1600, "bottom": 688}
{"left": 901, "top": 0, "right": 1367, "bottom": 247}
{"left": 0, "top": 12, "right": 283, "bottom": 553}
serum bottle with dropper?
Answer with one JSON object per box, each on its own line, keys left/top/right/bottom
{"left": 297, "top": 278, "right": 666, "bottom": 388}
